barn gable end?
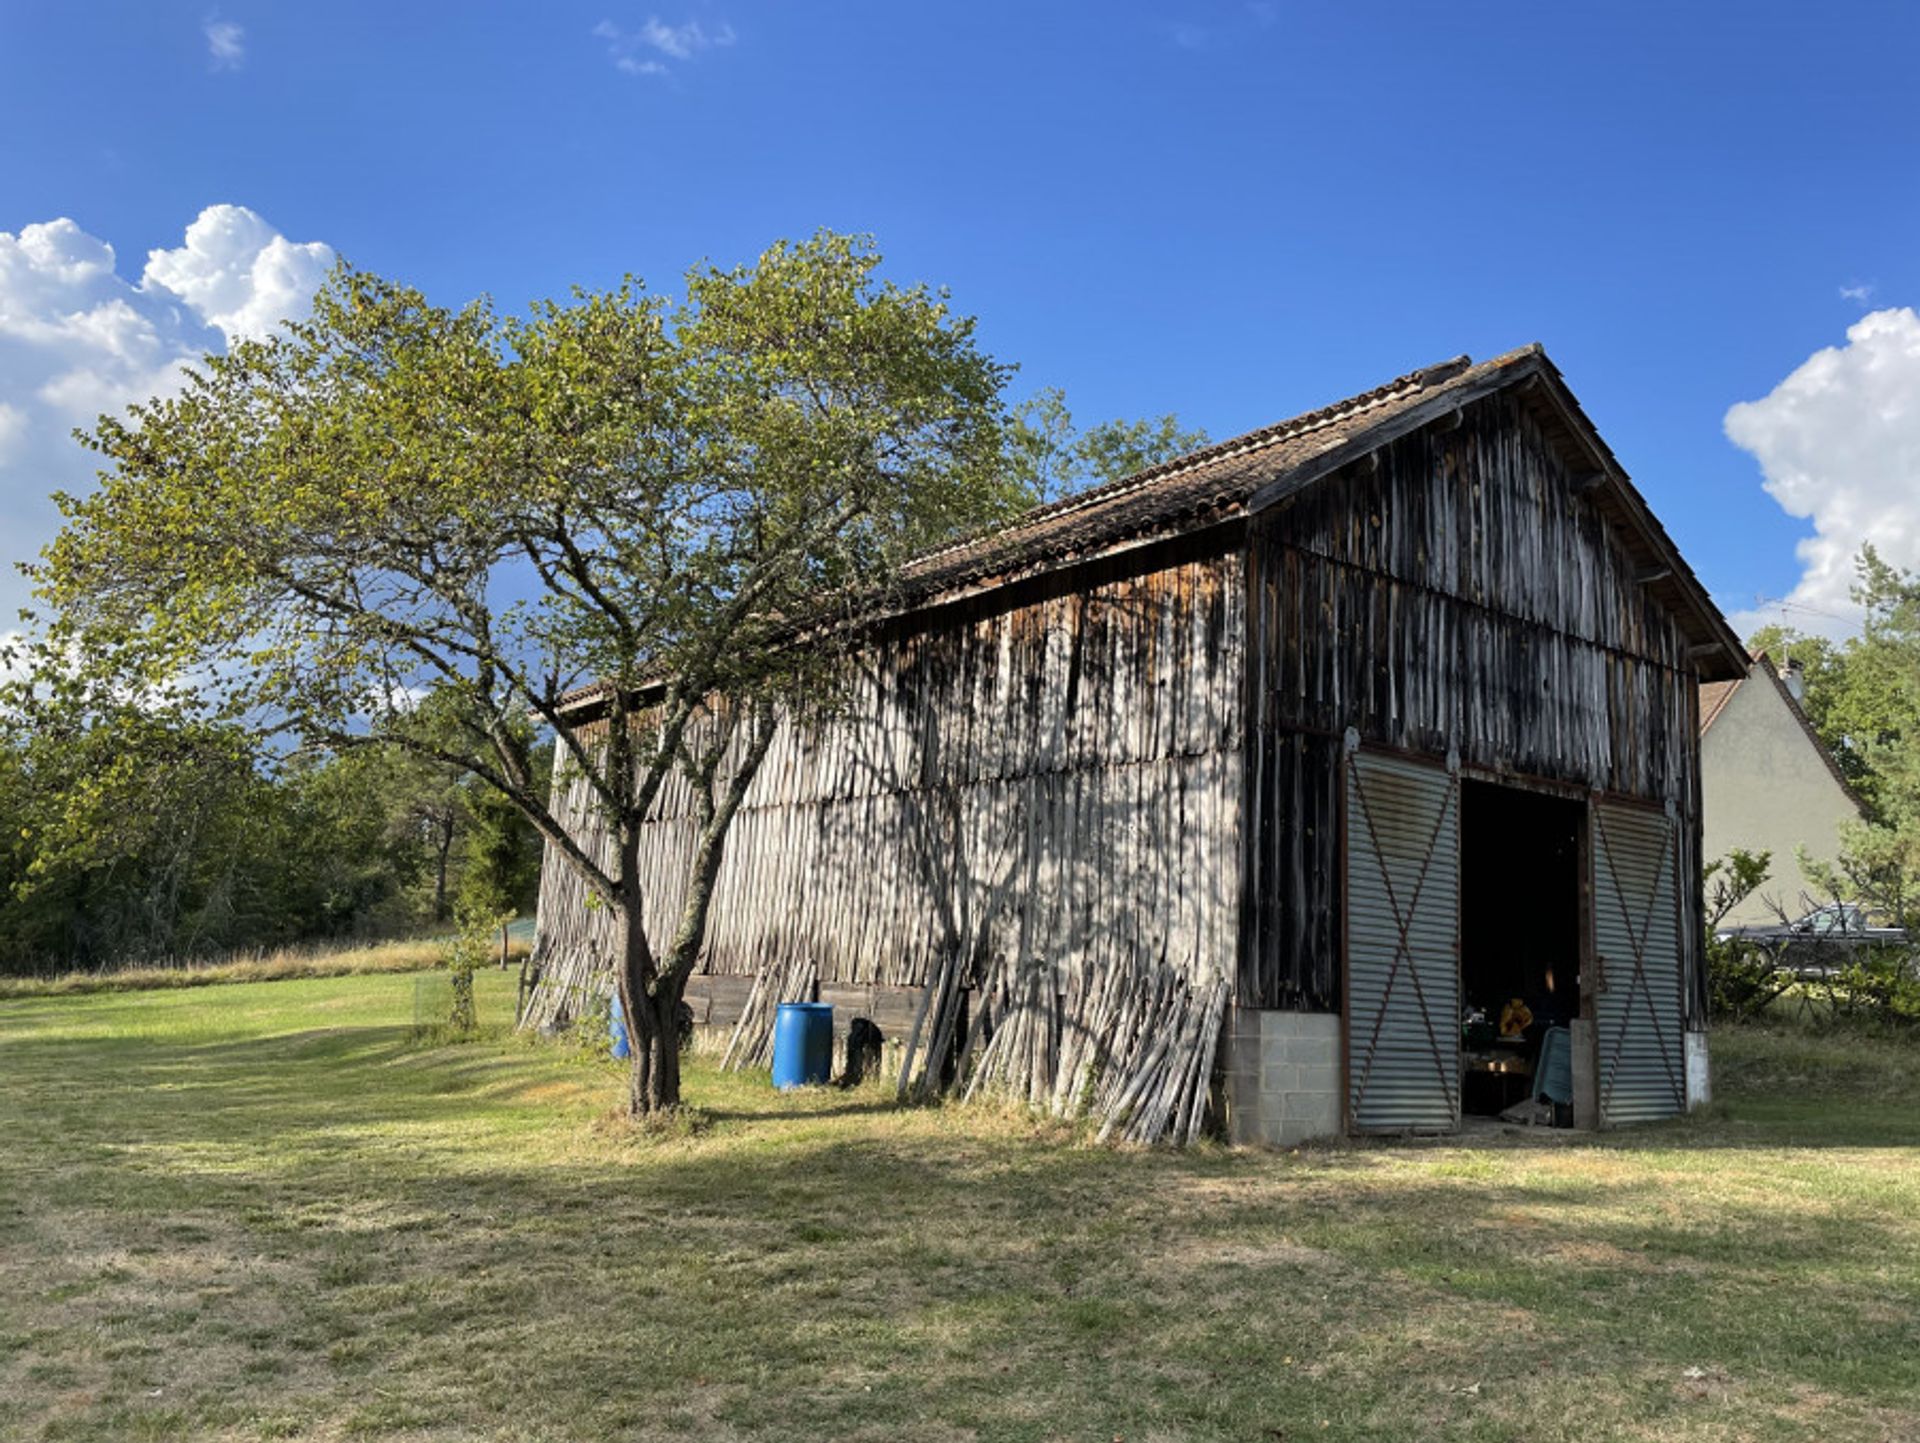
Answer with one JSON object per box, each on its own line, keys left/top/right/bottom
{"left": 1243, "top": 383, "right": 1708, "bottom": 1013}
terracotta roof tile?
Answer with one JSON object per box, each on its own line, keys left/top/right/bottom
{"left": 1699, "top": 677, "right": 1743, "bottom": 733}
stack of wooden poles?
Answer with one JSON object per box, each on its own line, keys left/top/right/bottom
{"left": 718, "top": 956, "right": 820, "bottom": 1070}
{"left": 724, "top": 949, "right": 1231, "bottom": 1146}
{"left": 915, "top": 954, "right": 1230, "bottom": 1146}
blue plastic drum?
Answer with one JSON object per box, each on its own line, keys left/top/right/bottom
{"left": 771, "top": 1002, "right": 834, "bottom": 1089}
{"left": 609, "top": 992, "right": 631, "bottom": 1059}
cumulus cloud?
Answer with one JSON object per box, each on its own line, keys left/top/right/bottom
{"left": 0, "top": 205, "right": 333, "bottom": 624}
{"left": 593, "top": 16, "right": 735, "bottom": 76}
{"left": 1724, "top": 307, "right": 1920, "bottom": 637}
{"left": 204, "top": 18, "right": 245, "bottom": 70}
{"left": 142, "top": 205, "right": 333, "bottom": 345}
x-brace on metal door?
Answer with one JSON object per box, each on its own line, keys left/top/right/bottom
{"left": 1344, "top": 742, "right": 1461, "bottom": 1133}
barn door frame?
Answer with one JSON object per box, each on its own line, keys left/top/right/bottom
{"left": 1339, "top": 732, "right": 1462, "bottom": 1135}
{"left": 1587, "top": 794, "right": 1688, "bottom": 1126}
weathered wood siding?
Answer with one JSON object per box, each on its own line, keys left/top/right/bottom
{"left": 531, "top": 547, "right": 1246, "bottom": 1017}
{"left": 1242, "top": 390, "right": 1704, "bottom": 1012}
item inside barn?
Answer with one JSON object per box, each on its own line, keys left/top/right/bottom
{"left": 1459, "top": 781, "right": 1583, "bottom": 1117}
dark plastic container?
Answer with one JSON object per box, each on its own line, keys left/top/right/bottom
{"left": 771, "top": 1002, "right": 834, "bottom": 1089}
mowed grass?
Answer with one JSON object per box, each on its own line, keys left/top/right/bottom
{"left": 1, "top": 974, "right": 1917, "bottom": 1443}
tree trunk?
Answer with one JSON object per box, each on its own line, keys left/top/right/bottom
{"left": 624, "top": 988, "right": 684, "bottom": 1116}
{"left": 432, "top": 811, "right": 455, "bottom": 924}
{"left": 617, "top": 895, "right": 684, "bottom": 1116}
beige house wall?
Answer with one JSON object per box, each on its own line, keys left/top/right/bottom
{"left": 1700, "top": 676, "right": 1862, "bottom": 925}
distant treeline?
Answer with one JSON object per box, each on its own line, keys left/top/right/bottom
{"left": 0, "top": 720, "right": 543, "bottom": 977}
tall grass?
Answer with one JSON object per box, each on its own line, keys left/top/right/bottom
{"left": 0, "top": 934, "right": 527, "bottom": 1000}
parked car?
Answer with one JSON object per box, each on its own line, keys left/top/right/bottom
{"left": 1716, "top": 902, "right": 1910, "bottom": 978}
{"left": 1715, "top": 901, "right": 1907, "bottom": 945}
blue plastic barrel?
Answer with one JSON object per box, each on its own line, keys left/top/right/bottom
{"left": 771, "top": 1002, "right": 834, "bottom": 1089}
{"left": 609, "top": 993, "right": 631, "bottom": 1060}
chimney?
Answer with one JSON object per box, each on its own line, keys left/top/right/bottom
{"left": 1782, "top": 657, "right": 1806, "bottom": 703}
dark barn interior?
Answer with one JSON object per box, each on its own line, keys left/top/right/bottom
{"left": 1460, "top": 780, "right": 1585, "bottom": 1115}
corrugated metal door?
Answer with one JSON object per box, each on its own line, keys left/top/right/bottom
{"left": 1344, "top": 746, "right": 1460, "bottom": 1132}
{"left": 1591, "top": 800, "right": 1687, "bottom": 1124}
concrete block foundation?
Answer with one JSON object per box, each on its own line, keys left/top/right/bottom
{"left": 1222, "top": 1008, "right": 1343, "bottom": 1146}
{"left": 1685, "top": 1030, "right": 1711, "bottom": 1109}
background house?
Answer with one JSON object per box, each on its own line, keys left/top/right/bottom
{"left": 1699, "top": 654, "right": 1867, "bottom": 925}
{"left": 527, "top": 346, "right": 1746, "bottom": 1144}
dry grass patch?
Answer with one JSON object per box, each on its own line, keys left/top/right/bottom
{"left": 0, "top": 934, "right": 532, "bottom": 1000}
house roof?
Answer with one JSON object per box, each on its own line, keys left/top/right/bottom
{"left": 1699, "top": 677, "right": 1743, "bottom": 733}
{"left": 1699, "top": 653, "right": 1866, "bottom": 812}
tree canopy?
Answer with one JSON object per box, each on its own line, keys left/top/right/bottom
{"left": 1007, "top": 387, "right": 1210, "bottom": 503}
{"left": 22, "top": 231, "right": 1025, "bottom": 1111}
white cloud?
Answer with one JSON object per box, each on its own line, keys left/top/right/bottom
{"left": 1840, "top": 282, "right": 1875, "bottom": 306}
{"left": 0, "top": 206, "right": 333, "bottom": 625}
{"left": 593, "top": 16, "right": 735, "bottom": 76}
{"left": 142, "top": 204, "right": 333, "bottom": 345}
{"left": 204, "top": 18, "right": 245, "bottom": 70}
{"left": 1724, "top": 307, "right": 1920, "bottom": 638}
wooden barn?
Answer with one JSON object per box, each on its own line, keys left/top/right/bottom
{"left": 525, "top": 345, "right": 1745, "bottom": 1144}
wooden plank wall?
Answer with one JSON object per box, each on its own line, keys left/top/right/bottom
{"left": 1243, "top": 391, "right": 1705, "bottom": 1012}
{"left": 526, "top": 549, "right": 1247, "bottom": 1028}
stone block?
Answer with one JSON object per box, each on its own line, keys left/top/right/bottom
{"left": 1282, "top": 1091, "right": 1342, "bottom": 1140}
{"left": 1258, "top": 1033, "right": 1294, "bottom": 1073}
{"left": 1283, "top": 1035, "right": 1336, "bottom": 1068}
{"left": 1259, "top": 1063, "right": 1301, "bottom": 1094}
{"left": 1685, "top": 1030, "right": 1711, "bottom": 1109}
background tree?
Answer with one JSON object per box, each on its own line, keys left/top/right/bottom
{"left": 1747, "top": 545, "right": 1920, "bottom": 930}
{"left": 456, "top": 730, "right": 546, "bottom": 967}
{"left": 26, "top": 232, "right": 1017, "bottom": 1114}
{"left": 1007, "top": 387, "right": 1210, "bottom": 502}
{"left": 0, "top": 666, "right": 489, "bottom": 974}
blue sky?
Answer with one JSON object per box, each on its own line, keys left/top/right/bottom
{"left": 5, "top": 1, "right": 1920, "bottom": 636}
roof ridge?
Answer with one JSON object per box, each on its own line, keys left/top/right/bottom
{"left": 905, "top": 353, "right": 1474, "bottom": 574}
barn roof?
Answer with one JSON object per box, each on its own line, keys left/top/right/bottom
{"left": 556, "top": 345, "right": 1746, "bottom": 717}
{"left": 895, "top": 344, "right": 1746, "bottom": 679}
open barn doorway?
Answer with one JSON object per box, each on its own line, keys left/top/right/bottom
{"left": 1458, "top": 780, "right": 1584, "bottom": 1120}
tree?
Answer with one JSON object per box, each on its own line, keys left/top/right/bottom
{"left": 26, "top": 232, "right": 1018, "bottom": 1114}
{"left": 0, "top": 662, "right": 460, "bottom": 974}
{"left": 1747, "top": 546, "right": 1920, "bottom": 930}
{"left": 1007, "top": 387, "right": 1210, "bottom": 502}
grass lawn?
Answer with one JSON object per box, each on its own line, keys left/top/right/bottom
{"left": 1, "top": 972, "right": 1917, "bottom": 1442}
